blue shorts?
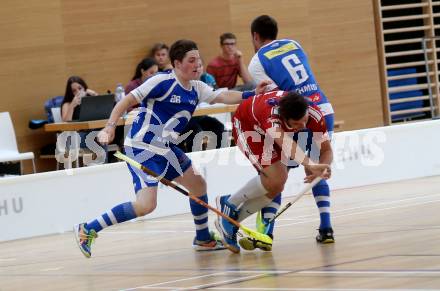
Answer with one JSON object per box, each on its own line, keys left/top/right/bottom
{"left": 124, "top": 145, "right": 192, "bottom": 193}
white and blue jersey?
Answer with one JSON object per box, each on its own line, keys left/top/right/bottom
{"left": 248, "top": 39, "right": 334, "bottom": 120}
{"left": 124, "top": 70, "right": 221, "bottom": 190}
{"left": 125, "top": 70, "right": 220, "bottom": 153}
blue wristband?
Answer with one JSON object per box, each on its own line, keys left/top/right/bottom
{"left": 242, "top": 90, "right": 255, "bottom": 99}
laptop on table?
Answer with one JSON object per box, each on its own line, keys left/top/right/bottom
{"left": 73, "top": 94, "right": 115, "bottom": 122}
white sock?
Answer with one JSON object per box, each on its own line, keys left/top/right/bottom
{"left": 228, "top": 176, "right": 267, "bottom": 207}
{"left": 238, "top": 195, "right": 272, "bottom": 222}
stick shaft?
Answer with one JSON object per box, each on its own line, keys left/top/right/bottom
{"left": 268, "top": 176, "right": 322, "bottom": 223}
{"left": 115, "top": 152, "right": 242, "bottom": 228}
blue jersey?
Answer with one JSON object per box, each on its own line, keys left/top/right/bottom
{"left": 249, "top": 39, "right": 334, "bottom": 116}
{"left": 124, "top": 70, "right": 220, "bottom": 154}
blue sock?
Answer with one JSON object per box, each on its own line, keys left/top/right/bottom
{"left": 261, "top": 194, "right": 281, "bottom": 235}
{"left": 312, "top": 180, "right": 332, "bottom": 229}
{"left": 87, "top": 202, "right": 137, "bottom": 233}
{"left": 189, "top": 194, "right": 210, "bottom": 241}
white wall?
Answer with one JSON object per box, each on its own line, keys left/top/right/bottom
{"left": 1, "top": 120, "right": 440, "bottom": 242}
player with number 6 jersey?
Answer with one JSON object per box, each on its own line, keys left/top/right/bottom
{"left": 244, "top": 15, "right": 335, "bottom": 249}
{"left": 248, "top": 39, "right": 334, "bottom": 118}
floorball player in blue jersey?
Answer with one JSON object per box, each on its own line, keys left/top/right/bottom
{"left": 73, "top": 39, "right": 270, "bottom": 258}
{"left": 242, "top": 15, "right": 336, "bottom": 250}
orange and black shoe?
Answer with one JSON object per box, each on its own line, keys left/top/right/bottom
{"left": 192, "top": 231, "right": 226, "bottom": 251}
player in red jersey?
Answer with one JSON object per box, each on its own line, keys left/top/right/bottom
{"left": 215, "top": 90, "right": 332, "bottom": 253}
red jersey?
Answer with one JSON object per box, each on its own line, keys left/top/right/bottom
{"left": 233, "top": 90, "right": 329, "bottom": 168}
{"left": 235, "top": 90, "right": 328, "bottom": 136}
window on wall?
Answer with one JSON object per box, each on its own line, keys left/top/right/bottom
{"left": 374, "top": 0, "right": 440, "bottom": 124}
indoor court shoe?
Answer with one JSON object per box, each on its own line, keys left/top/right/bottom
{"left": 256, "top": 211, "right": 274, "bottom": 236}
{"left": 192, "top": 231, "right": 226, "bottom": 251}
{"left": 239, "top": 236, "right": 272, "bottom": 251}
{"left": 215, "top": 195, "right": 240, "bottom": 253}
{"left": 316, "top": 227, "right": 335, "bottom": 244}
{"left": 74, "top": 223, "right": 98, "bottom": 258}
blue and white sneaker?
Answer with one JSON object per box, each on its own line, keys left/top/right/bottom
{"left": 73, "top": 223, "right": 98, "bottom": 258}
{"left": 214, "top": 195, "right": 240, "bottom": 253}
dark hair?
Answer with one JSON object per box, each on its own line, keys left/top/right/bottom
{"left": 62, "top": 76, "right": 89, "bottom": 106}
{"left": 251, "top": 15, "right": 278, "bottom": 41}
{"left": 279, "top": 92, "right": 308, "bottom": 121}
{"left": 150, "top": 43, "right": 169, "bottom": 57}
{"left": 131, "top": 57, "right": 157, "bottom": 80}
{"left": 220, "top": 32, "right": 236, "bottom": 45}
{"left": 169, "top": 39, "right": 198, "bottom": 67}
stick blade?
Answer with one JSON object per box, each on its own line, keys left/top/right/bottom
{"left": 240, "top": 225, "right": 273, "bottom": 245}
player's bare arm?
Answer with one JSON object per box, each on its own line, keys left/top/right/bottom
{"left": 212, "top": 80, "right": 272, "bottom": 104}
{"left": 304, "top": 140, "right": 333, "bottom": 182}
{"left": 97, "top": 93, "right": 139, "bottom": 145}
{"left": 318, "top": 140, "right": 333, "bottom": 165}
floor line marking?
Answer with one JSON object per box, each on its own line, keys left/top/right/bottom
{"left": 278, "top": 198, "right": 440, "bottom": 228}
{"left": 135, "top": 287, "right": 440, "bottom": 291}
{"left": 0, "top": 258, "right": 17, "bottom": 262}
{"left": 104, "top": 198, "right": 440, "bottom": 235}
{"left": 168, "top": 273, "right": 272, "bottom": 291}
{"left": 122, "top": 272, "right": 226, "bottom": 290}
{"left": 278, "top": 192, "right": 440, "bottom": 221}
{"left": 40, "top": 267, "right": 63, "bottom": 272}
{"left": 299, "top": 270, "right": 440, "bottom": 276}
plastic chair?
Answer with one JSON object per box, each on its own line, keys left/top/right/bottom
{"left": 51, "top": 107, "right": 62, "bottom": 123}
{"left": 0, "top": 112, "right": 36, "bottom": 174}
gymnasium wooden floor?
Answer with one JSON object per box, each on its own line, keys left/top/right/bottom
{"left": 2, "top": 176, "right": 440, "bottom": 290}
